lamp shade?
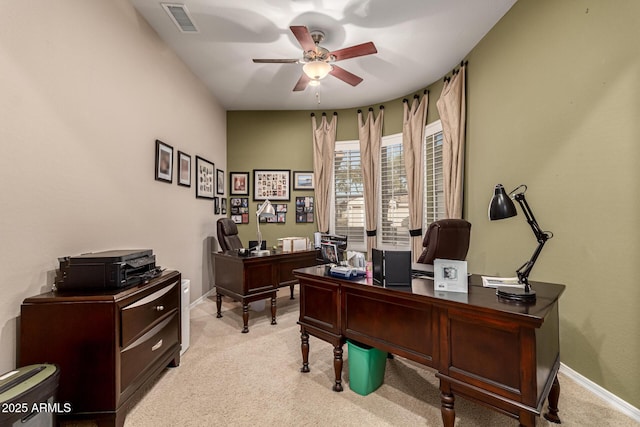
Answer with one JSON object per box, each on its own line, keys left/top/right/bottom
{"left": 256, "top": 199, "right": 276, "bottom": 217}
{"left": 488, "top": 184, "right": 517, "bottom": 220}
{"left": 303, "top": 61, "right": 332, "bottom": 80}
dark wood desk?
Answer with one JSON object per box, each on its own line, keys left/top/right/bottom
{"left": 212, "top": 249, "right": 319, "bottom": 332}
{"left": 294, "top": 266, "right": 565, "bottom": 427}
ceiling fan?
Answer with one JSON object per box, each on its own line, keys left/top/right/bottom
{"left": 252, "top": 26, "right": 377, "bottom": 92}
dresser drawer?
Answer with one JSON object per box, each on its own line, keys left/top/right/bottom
{"left": 120, "top": 312, "right": 179, "bottom": 393}
{"left": 121, "top": 279, "right": 179, "bottom": 348}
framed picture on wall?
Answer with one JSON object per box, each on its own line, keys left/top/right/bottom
{"left": 216, "top": 169, "right": 225, "bottom": 195}
{"left": 293, "top": 171, "right": 314, "bottom": 190}
{"left": 155, "top": 139, "right": 173, "bottom": 183}
{"left": 295, "top": 196, "right": 314, "bottom": 223}
{"left": 214, "top": 197, "right": 220, "bottom": 214}
{"left": 195, "top": 156, "right": 215, "bottom": 199}
{"left": 177, "top": 151, "right": 191, "bottom": 187}
{"left": 221, "top": 198, "right": 227, "bottom": 214}
{"left": 253, "top": 169, "right": 290, "bottom": 201}
{"left": 230, "top": 172, "right": 249, "bottom": 196}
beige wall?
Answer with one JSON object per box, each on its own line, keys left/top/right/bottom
{"left": 228, "top": 1, "right": 640, "bottom": 409}
{"left": 0, "top": 1, "right": 226, "bottom": 372}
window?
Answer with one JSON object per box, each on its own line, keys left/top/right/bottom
{"left": 380, "top": 134, "right": 409, "bottom": 249}
{"left": 331, "top": 120, "right": 444, "bottom": 252}
{"left": 331, "top": 140, "right": 365, "bottom": 250}
{"left": 423, "top": 121, "right": 445, "bottom": 227}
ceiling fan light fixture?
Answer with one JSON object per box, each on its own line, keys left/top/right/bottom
{"left": 303, "top": 61, "right": 332, "bottom": 80}
{"left": 308, "top": 79, "right": 321, "bottom": 87}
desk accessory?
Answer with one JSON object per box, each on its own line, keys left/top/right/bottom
{"left": 254, "top": 199, "right": 275, "bottom": 256}
{"left": 489, "top": 184, "right": 554, "bottom": 302}
{"left": 434, "top": 259, "right": 468, "bottom": 293}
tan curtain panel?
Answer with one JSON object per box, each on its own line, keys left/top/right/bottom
{"left": 437, "top": 63, "right": 466, "bottom": 219}
{"left": 311, "top": 113, "right": 337, "bottom": 233}
{"left": 358, "top": 107, "right": 383, "bottom": 259}
{"left": 402, "top": 93, "right": 428, "bottom": 261}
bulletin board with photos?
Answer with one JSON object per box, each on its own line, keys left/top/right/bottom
{"left": 230, "top": 197, "right": 249, "bottom": 224}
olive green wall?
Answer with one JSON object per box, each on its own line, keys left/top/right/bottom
{"left": 227, "top": 0, "right": 639, "bottom": 409}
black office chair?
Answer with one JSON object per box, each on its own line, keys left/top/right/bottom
{"left": 216, "top": 218, "right": 244, "bottom": 252}
{"left": 416, "top": 219, "right": 471, "bottom": 264}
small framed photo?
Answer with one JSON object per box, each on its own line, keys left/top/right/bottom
{"left": 195, "top": 156, "right": 215, "bottom": 199}
{"left": 155, "top": 140, "right": 173, "bottom": 183}
{"left": 293, "top": 171, "right": 314, "bottom": 190}
{"left": 253, "top": 169, "right": 290, "bottom": 201}
{"left": 214, "top": 197, "right": 220, "bottom": 214}
{"left": 177, "top": 151, "right": 191, "bottom": 187}
{"left": 221, "top": 198, "right": 227, "bottom": 214}
{"left": 216, "top": 169, "right": 225, "bottom": 195}
{"left": 434, "top": 259, "right": 468, "bottom": 293}
{"left": 230, "top": 172, "right": 249, "bottom": 196}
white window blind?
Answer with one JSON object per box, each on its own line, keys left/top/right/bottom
{"left": 423, "top": 121, "right": 445, "bottom": 227}
{"left": 379, "top": 134, "right": 410, "bottom": 249}
{"left": 332, "top": 141, "right": 365, "bottom": 249}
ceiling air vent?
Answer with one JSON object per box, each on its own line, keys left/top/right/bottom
{"left": 161, "top": 3, "right": 199, "bottom": 33}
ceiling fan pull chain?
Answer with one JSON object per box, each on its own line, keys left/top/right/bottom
{"left": 316, "top": 91, "right": 321, "bottom": 104}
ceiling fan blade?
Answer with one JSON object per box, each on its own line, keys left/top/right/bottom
{"left": 252, "top": 58, "right": 299, "bottom": 64}
{"left": 330, "top": 65, "right": 364, "bottom": 86}
{"left": 330, "top": 42, "right": 377, "bottom": 61}
{"left": 290, "top": 26, "right": 316, "bottom": 51}
{"left": 293, "top": 73, "right": 311, "bottom": 91}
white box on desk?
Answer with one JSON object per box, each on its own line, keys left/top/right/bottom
{"left": 278, "top": 237, "right": 308, "bottom": 252}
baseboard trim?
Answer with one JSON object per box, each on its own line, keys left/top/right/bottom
{"left": 560, "top": 363, "right": 640, "bottom": 422}
{"left": 190, "top": 288, "right": 216, "bottom": 308}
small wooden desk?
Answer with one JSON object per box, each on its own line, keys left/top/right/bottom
{"left": 212, "top": 249, "right": 319, "bottom": 332}
{"left": 294, "top": 266, "right": 565, "bottom": 427}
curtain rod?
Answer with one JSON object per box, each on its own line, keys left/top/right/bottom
{"left": 310, "top": 112, "right": 338, "bottom": 117}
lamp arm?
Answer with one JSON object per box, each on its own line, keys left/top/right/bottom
{"left": 256, "top": 215, "right": 263, "bottom": 249}
{"left": 513, "top": 192, "right": 552, "bottom": 291}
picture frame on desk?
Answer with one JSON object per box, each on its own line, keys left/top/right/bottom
{"left": 434, "top": 259, "right": 468, "bottom": 293}
{"left": 230, "top": 172, "right": 249, "bottom": 195}
{"left": 177, "top": 151, "right": 191, "bottom": 187}
{"left": 155, "top": 139, "right": 173, "bottom": 183}
{"left": 195, "top": 156, "right": 215, "bottom": 199}
{"left": 253, "top": 169, "right": 290, "bottom": 201}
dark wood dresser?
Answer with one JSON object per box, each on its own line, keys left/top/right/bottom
{"left": 19, "top": 270, "right": 181, "bottom": 427}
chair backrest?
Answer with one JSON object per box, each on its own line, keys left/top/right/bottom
{"left": 416, "top": 219, "right": 471, "bottom": 264}
{"left": 216, "top": 218, "right": 244, "bottom": 252}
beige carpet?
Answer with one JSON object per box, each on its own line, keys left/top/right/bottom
{"left": 125, "top": 290, "right": 638, "bottom": 427}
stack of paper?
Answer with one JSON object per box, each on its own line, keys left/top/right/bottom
{"left": 481, "top": 276, "right": 524, "bottom": 288}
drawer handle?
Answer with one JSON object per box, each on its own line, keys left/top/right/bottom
{"left": 154, "top": 305, "right": 165, "bottom": 312}
{"left": 152, "top": 339, "right": 163, "bottom": 351}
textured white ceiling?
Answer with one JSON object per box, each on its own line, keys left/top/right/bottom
{"left": 130, "top": 0, "right": 516, "bottom": 110}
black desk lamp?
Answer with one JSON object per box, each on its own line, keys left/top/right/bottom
{"left": 488, "top": 184, "right": 553, "bottom": 302}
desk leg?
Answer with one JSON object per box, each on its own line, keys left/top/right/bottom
{"left": 439, "top": 382, "right": 455, "bottom": 427}
{"left": 544, "top": 375, "right": 562, "bottom": 424}
{"left": 270, "top": 296, "right": 277, "bottom": 325}
{"left": 241, "top": 303, "right": 249, "bottom": 333}
{"left": 215, "top": 293, "right": 223, "bottom": 318}
{"left": 290, "top": 284, "right": 295, "bottom": 299}
{"left": 300, "top": 330, "right": 310, "bottom": 373}
{"left": 332, "top": 344, "right": 344, "bottom": 392}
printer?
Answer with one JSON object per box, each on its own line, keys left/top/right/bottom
{"left": 55, "top": 249, "right": 160, "bottom": 291}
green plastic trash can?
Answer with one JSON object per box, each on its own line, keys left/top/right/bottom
{"left": 347, "top": 340, "right": 387, "bottom": 395}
